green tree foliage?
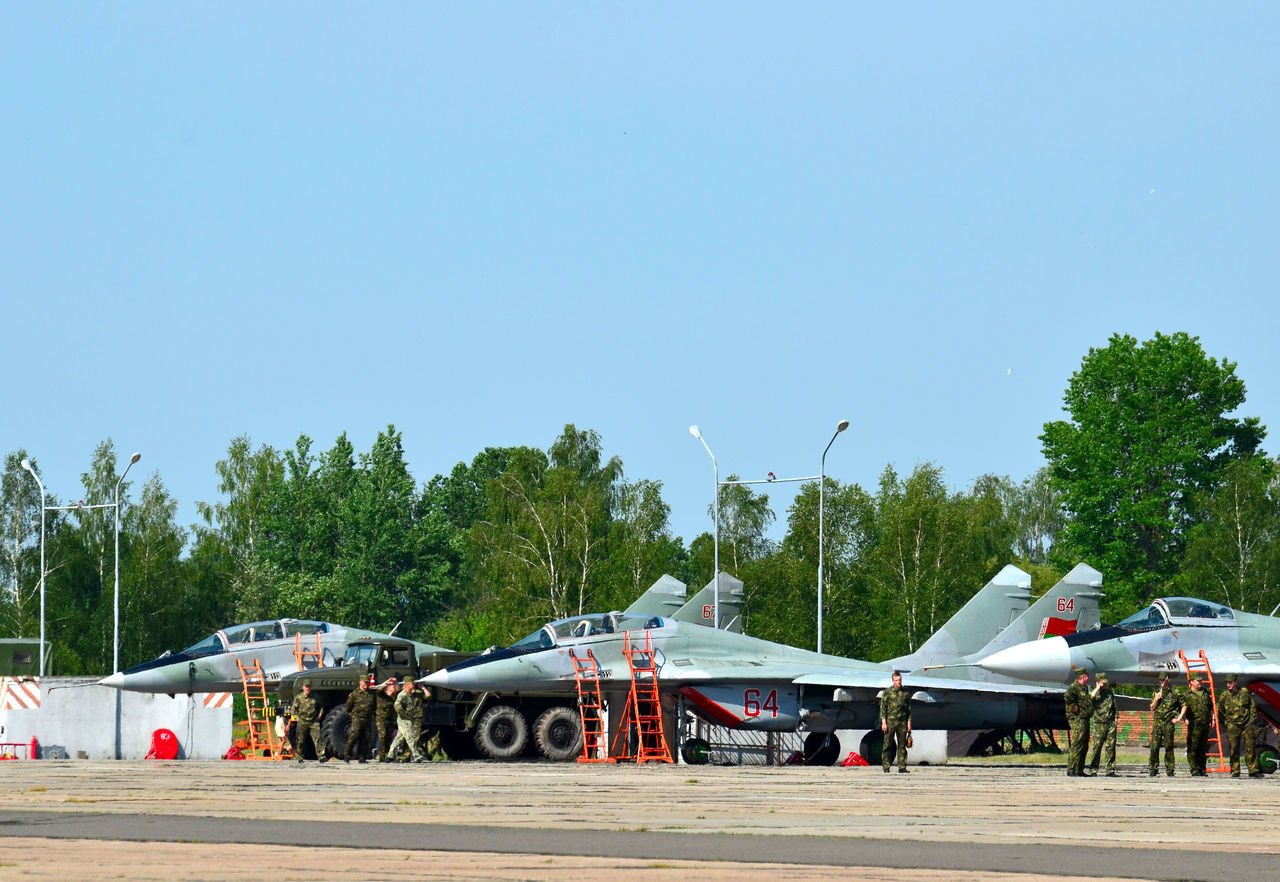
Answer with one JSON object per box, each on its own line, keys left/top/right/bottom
{"left": 468, "top": 426, "right": 624, "bottom": 638}
{"left": 713, "top": 476, "right": 775, "bottom": 573}
{"left": 1042, "top": 331, "right": 1265, "bottom": 613}
{"left": 0, "top": 450, "right": 43, "bottom": 638}
{"left": 1179, "top": 456, "right": 1280, "bottom": 614}
{"left": 860, "top": 464, "right": 1012, "bottom": 659}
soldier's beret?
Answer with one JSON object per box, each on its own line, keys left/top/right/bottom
{"left": 1226, "top": 673, "right": 1239, "bottom": 683}
{"left": 1189, "top": 672, "right": 1203, "bottom": 681}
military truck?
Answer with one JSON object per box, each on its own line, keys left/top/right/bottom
{"left": 275, "top": 636, "right": 583, "bottom": 761}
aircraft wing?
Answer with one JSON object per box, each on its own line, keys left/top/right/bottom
{"left": 793, "top": 670, "right": 1064, "bottom": 697}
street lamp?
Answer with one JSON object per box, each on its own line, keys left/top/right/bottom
{"left": 688, "top": 426, "right": 720, "bottom": 629}
{"left": 114, "top": 452, "right": 141, "bottom": 675}
{"left": 18, "top": 459, "right": 46, "bottom": 677}
{"left": 817, "top": 420, "right": 849, "bottom": 655}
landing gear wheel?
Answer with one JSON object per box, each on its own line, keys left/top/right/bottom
{"left": 804, "top": 731, "right": 842, "bottom": 766}
{"left": 474, "top": 705, "right": 529, "bottom": 759}
{"left": 533, "top": 706, "right": 582, "bottom": 761}
{"left": 857, "top": 731, "right": 884, "bottom": 767}
{"left": 320, "top": 706, "right": 351, "bottom": 758}
{"left": 681, "top": 737, "right": 711, "bottom": 765}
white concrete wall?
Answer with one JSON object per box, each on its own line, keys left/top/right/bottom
{"left": 0, "top": 677, "right": 231, "bottom": 760}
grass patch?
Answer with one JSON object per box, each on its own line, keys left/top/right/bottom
{"left": 29, "top": 787, "right": 47, "bottom": 792}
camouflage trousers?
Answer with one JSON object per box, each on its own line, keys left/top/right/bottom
{"left": 883, "top": 723, "right": 909, "bottom": 771}
{"left": 1223, "top": 725, "right": 1258, "bottom": 776}
{"left": 1149, "top": 718, "right": 1177, "bottom": 774}
{"left": 1185, "top": 723, "right": 1209, "bottom": 775}
{"left": 1088, "top": 719, "right": 1116, "bottom": 774}
{"left": 376, "top": 716, "right": 397, "bottom": 760}
{"left": 295, "top": 720, "right": 325, "bottom": 761}
{"left": 345, "top": 715, "right": 372, "bottom": 759}
{"left": 389, "top": 718, "right": 424, "bottom": 762}
{"left": 1066, "top": 717, "right": 1090, "bottom": 775}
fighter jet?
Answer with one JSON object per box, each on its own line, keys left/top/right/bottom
{"left": 977, "top": 595, "right": 1280, "bottom": 726}
{"left": 98, "top": 573, "right": 705, "bottom": 696}
{"left": 98, "top": 619, "right": 451, "bottom": 695}
{"left": 423, "top": 564, "right": 1101, "bottom": 736}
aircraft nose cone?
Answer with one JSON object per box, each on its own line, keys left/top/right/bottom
{"left": 978, "top": 637, "right": 1072, "bottom": 682}
{"left": 99, "top": 672, "right": 125, "bottom": 690}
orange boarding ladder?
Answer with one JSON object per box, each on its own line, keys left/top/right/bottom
{"left": 294, "top": 633, "right": 323, "bottom": 671}
{"left": 1178, "top": 649, "right": 1229, "bottom": 773}
{"left": 616, "top": 630, "right": 672, "bottom": 764}
{"left": 236, "top": 658, "right": 289, "bottom": 760}
{"left": 570, "top": 647, "right": 614, "bottom": 763}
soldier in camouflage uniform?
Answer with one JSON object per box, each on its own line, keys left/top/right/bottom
{"left": 1217, "top": 673, "right": 1262, "bottom": 778}
{"left": 1086, "top": 672, "right": 1118, "bottom": 777}
{"left": 1063, "top": 669, "right": 1093, "bottom": 777}
{"left": 290, "top": 681, "right": 327, "bottom": 763}
{"left": 1148, "top": 670, "right": 1181, "bottom": 777}
{"left": 389, "top": 680, "right": 428, "bottom": 763}
{"left": 879, "top": 671, "right": 912, "bottom": 774}
{"left": 375, "top": 677, "right": 400, "bottom": 763}
{"left": 1174, "top": 672, "right": 1212, "bottom": 776}
{"left": 343, "top": 677, "right": 376, "bottom": 763}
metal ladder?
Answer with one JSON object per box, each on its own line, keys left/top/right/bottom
{"left": 1178, "top": 650, "right": 1228, "bottom": 773}
{"left": 236, "top": 658, "right": 288, "bottom": 760}
{"left": 570, "top": 647, "right": 613, "bottom": 763}
{"left": 293, "top": 632, "right": 323, "bottom": 671}
{"left": 615, "top": 630, "right": 671, "bottom": 763}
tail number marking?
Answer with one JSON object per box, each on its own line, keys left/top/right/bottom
{"left": 1057, "top": 598, "right": 1075, "bottom": 613}
{"left": 744, "top": 689, "right": 779, "bottom": 718}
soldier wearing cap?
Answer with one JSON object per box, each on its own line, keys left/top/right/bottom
{"left": 1173, "top": 672, "right": 1212, "bottom": 776}
{"left": 1063, "top": 669, "right": 1094, "bottom": 777}
{"left": 1217, "top": 673, "right": 1261, "bottom": 778}
{"left": 375, "top": 677, "right": 400, "bottom": 763}
{"left": 290, "top": 681, "right": 327, "bottom": 763}
{"left": 879, "top": 671, "right": 912, "bottom": 774}
{"left": 1149, "top": 670, "right": 1182, "bottom": 777}
{"left": 343, "top": 676, "right": 376, "bottom": 763}
{"left": 1087, "top": 672, "right": 1118, "bottom": 777}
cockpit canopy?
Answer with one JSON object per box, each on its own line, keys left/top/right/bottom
{"left": 180, "top": 619, "right": 329, "bottom": 656}
{"left": 509, "top": 612, "right": 666, "bottom": 651}
{"left": 1117, "top": 597, "right": 1235, "bottom": 631}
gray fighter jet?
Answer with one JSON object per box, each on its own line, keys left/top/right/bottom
{"left": 977, "top": 595, "right": 1280, "bottom": 726}
{"left": 423, "top": 564, "right": 1101, "bottom": 735}
{"left": 97, "top": 574, "right": 711, "bottom": 696}
{"left": 97, "top": 619, "right": 451, "bottom": 695}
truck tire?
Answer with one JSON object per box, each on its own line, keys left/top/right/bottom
{"left": 474, "top": 705, "right": 529, "bottom": 759}
{"left": 533, "top": 706, "right": 582, "bottom": 761}
{"left": 321, "top": 706, "right": 351, "bottom": 758}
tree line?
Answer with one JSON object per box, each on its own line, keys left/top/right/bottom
{"left": 3, "top": 331, "right": 1278, "bottom": 674}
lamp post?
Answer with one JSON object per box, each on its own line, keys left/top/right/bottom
{"left": 18, "top": 459, "right": 46, "bottom": 677}
{"left": 817, "top": 420, "right": 849, "bottom": 655}
{"left": 688, "top": 426, "right": 720, "bottom": 629}
{"left": 114, "top": 452, "right": 141, "bottom": 676}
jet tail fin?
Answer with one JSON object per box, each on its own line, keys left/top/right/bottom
{"left": 673, "top": 572, "right": 744, "bottom": 632}
{"left": 885, "top": 564, "right": 1031, "bottom": 669}
{"left": 972, "top": 562, "right": 1104, "bottom": 658}
{"left": 623, "top": 574, "right": 688, "bottom": 618}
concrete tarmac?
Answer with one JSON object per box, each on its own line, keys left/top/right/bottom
{"left": 1, "top": 760, "right": 1276, "bottom": 881}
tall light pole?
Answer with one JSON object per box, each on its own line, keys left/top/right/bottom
{"left": 114, "top": 452, "right": 141, "bottom": 675}
{"left": 688, "top": 426, "right": 720, "bottom": 629}
{"left": 817, "top": 419, "right": 849, "bottom": 655}
{"left": 19, "top": 459, "right": 46, "bottom": 677}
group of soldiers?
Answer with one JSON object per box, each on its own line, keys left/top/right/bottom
{"left": 1064, "top": 668, "right": 1263, "bottom": 779}
{"left": 288, "top": 675, "right": 445, "bottom": 764}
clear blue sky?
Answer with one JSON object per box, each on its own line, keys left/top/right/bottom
{"left": 4, "top": 4, "right": 1278, "bottom": 547}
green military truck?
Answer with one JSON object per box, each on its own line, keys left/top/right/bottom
{"left": 275, "top": 636, "right": 583, "bottom": 761}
